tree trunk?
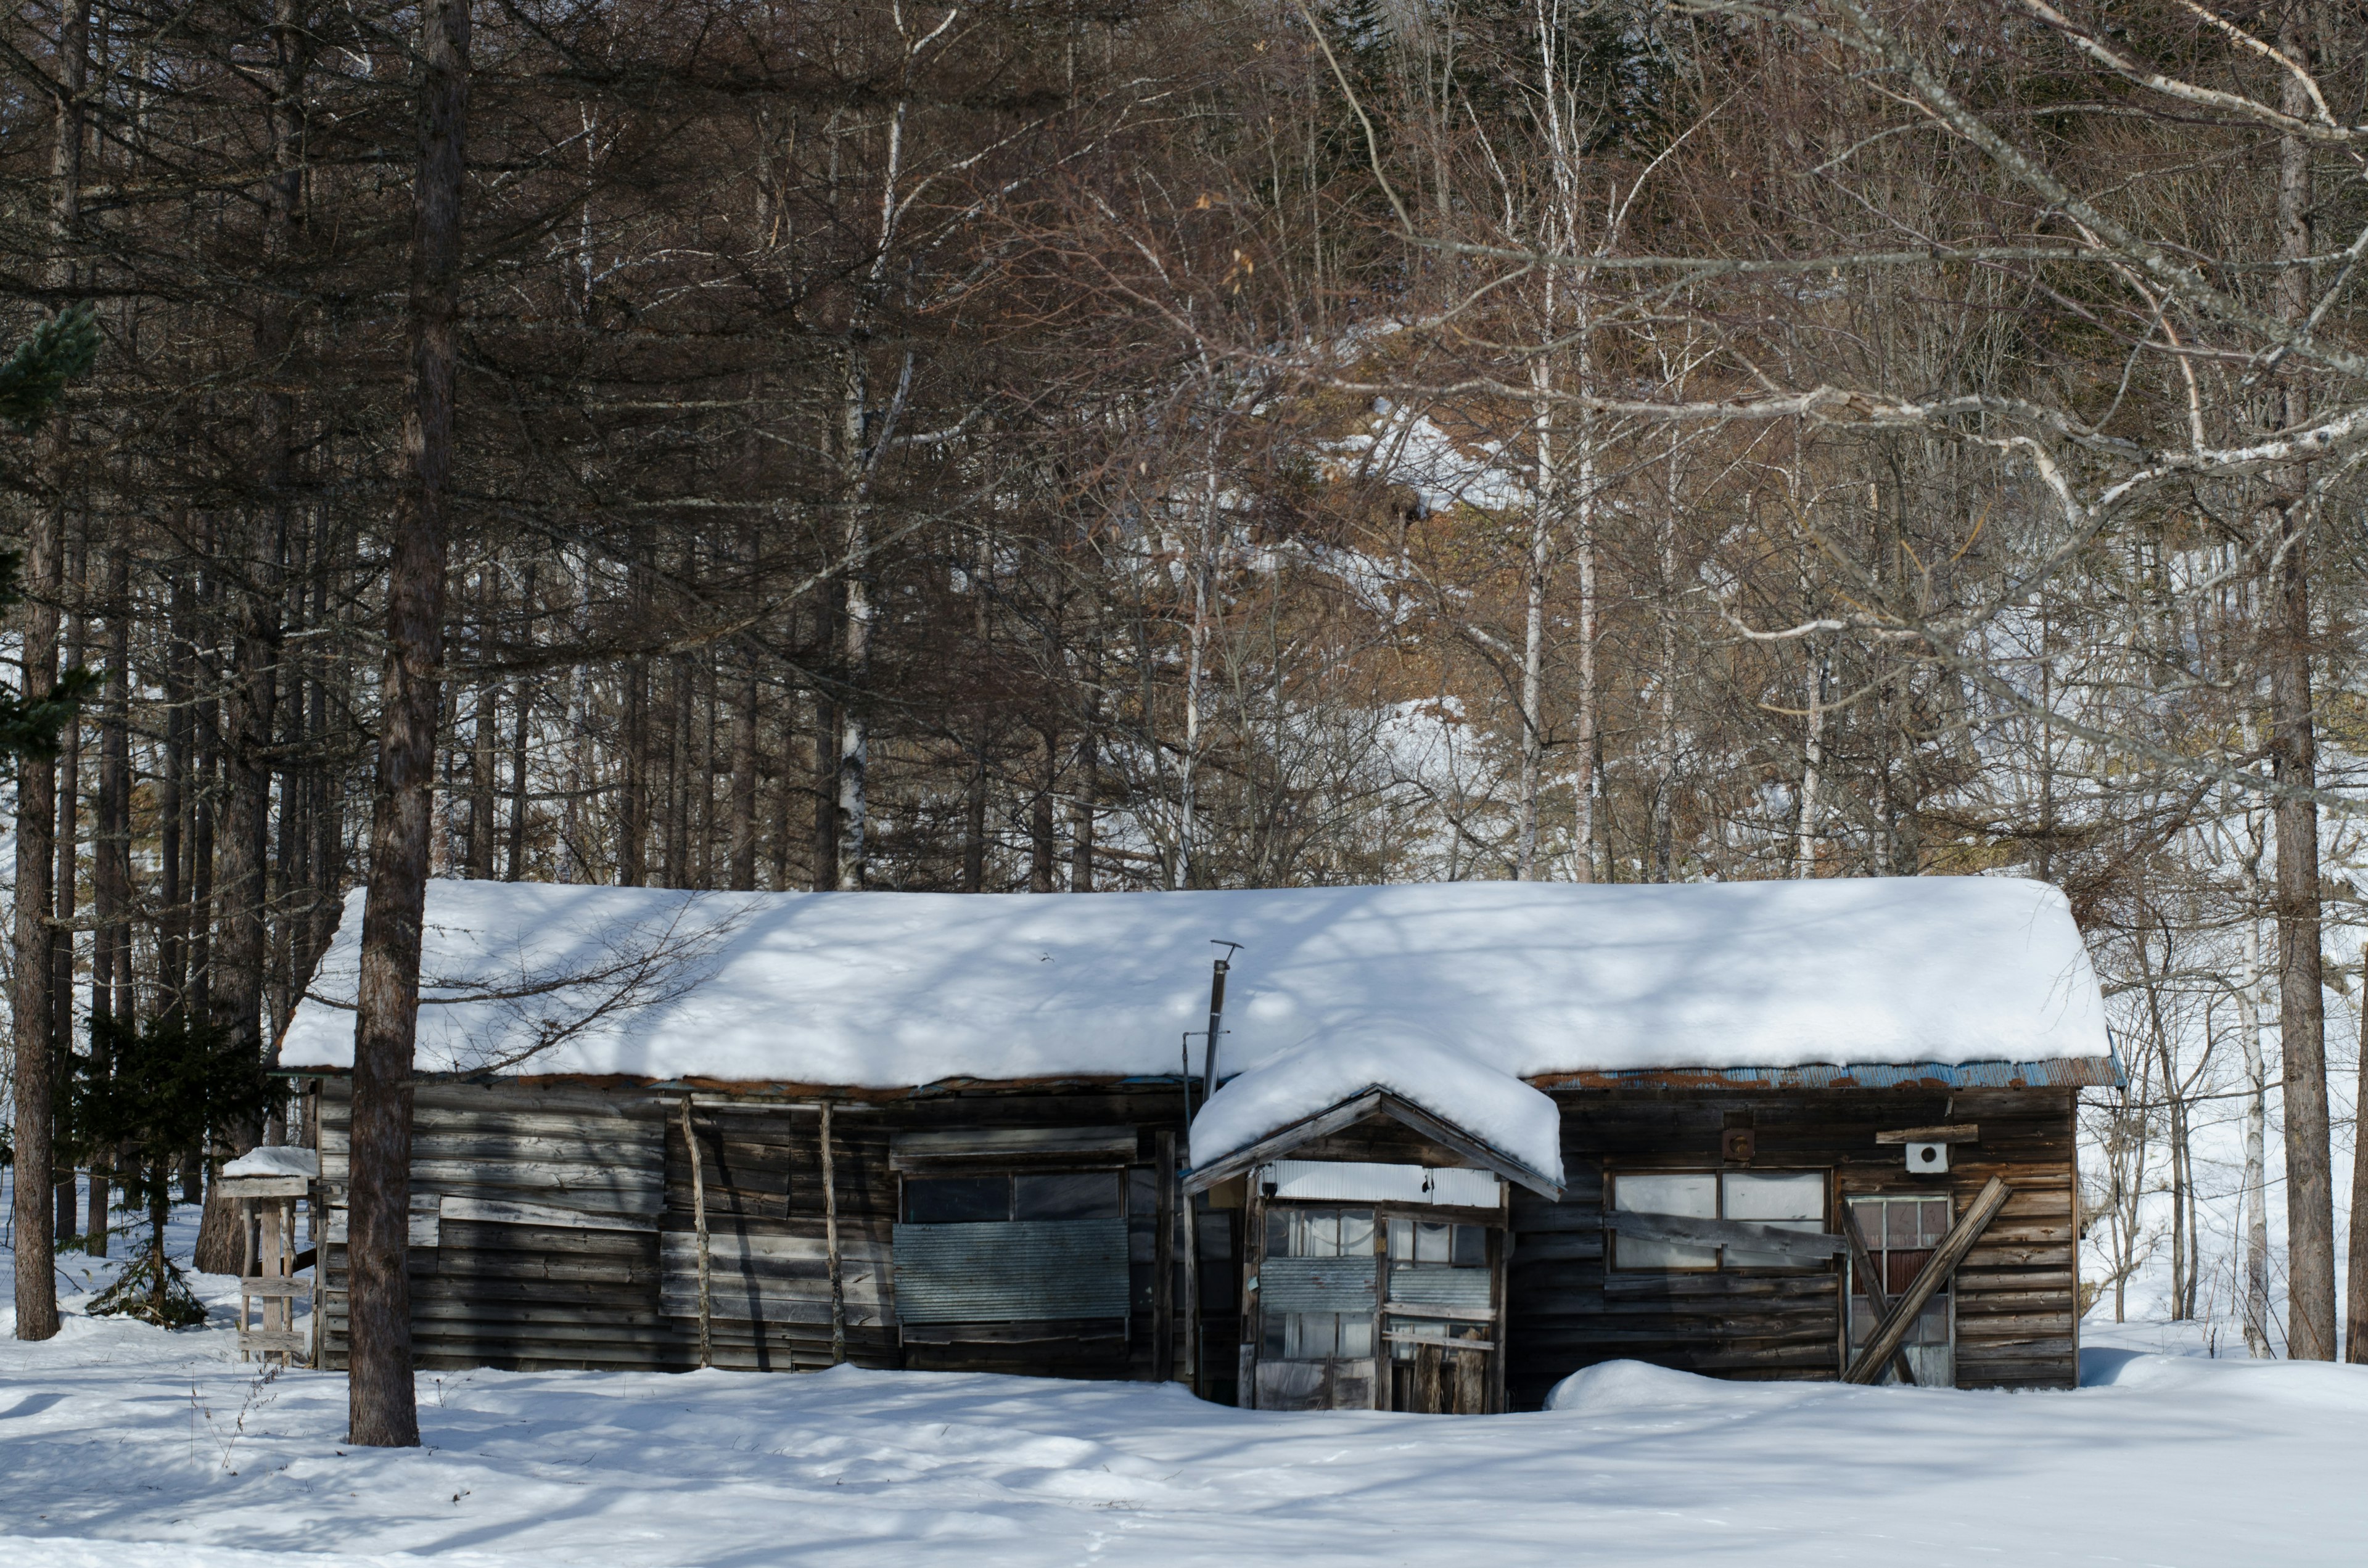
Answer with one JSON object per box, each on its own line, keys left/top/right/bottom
{"left": 507, "top": 564, "right": 535, "bottom": 881}
{"left": 467, "top": 583, "right": 496, "bottom": 879}
{"left": 87, "top": 540, "right": 128, "bottom": 1255}
{"left": 810, "top": 688, "right": 839, "bottom": 891}
{"left": 349, "top": 0, "right": 468, "bottom": 1448}
{"left": 12, "top": 486, "right": 63, "bottom": 1339}
{"left": 1069, "top": 716, "right": 1098, "bottom": 893}
{"left": 2272, "top": 22, "right": 2336, "bottom": 1363}
{"left": 54, "top": 548, "right": 83, "bottom": 1246}
{"left": 2241, "top": 893, "right": 2272, "bottom": 1356}
{"left": 12, "top": 0, "right": 88, "bottom": 1339}
{"left": 2348, "top": 940, "right": 2368, "bottom": 1361}
{"left": 729, "top": 658, "right": 757, "bottom": 890}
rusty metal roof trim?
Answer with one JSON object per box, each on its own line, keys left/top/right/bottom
{"left": 1531, "top": 1056, "right": 2124, "bottom": 1092}
{"left": 298, "top": 1057, "right": 2126, "bottom": 1096}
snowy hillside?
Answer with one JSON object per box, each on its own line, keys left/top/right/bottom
{"left": 5, "top": 1191, "right": 2364, "bottom": 1567}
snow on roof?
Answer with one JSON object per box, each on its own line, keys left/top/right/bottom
{"left": 221, "top": 1145, "right": 319, "bottom": 1179}
{"left": 1186, "top": 1016, "right": 1566, "bottom": 1187}
{"left": 277, "top": 876, "right": 2108, "bottom": 1091}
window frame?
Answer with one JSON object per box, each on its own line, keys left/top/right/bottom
{"left": 1606, "top": 1168, "right": 1831, "bottom": 1274}
{"left": 899, "top": 1167, "right": 1129, "bottom": 1225}
{"left": 1843, "top": 1192, "right": 1957, "bottom": 1381}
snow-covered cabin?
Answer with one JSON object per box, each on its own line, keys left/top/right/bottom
{"left": 277, "top": 876, "right": 2115, "bottom": 1408}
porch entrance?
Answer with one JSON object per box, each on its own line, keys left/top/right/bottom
{"left": 1246, "top": 1162, "right": 1507, "bottom": 1413}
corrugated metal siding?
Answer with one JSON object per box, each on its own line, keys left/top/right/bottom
{"left": 892, "top": 1218, "right": 1128, "bottom": 1323}
{"left": 1388, "top": 1265, "right": 1491, "bottom": 1309}
{"left": 1260, "top": 1255, "right": 1379, "bottom": 1313}
{"left": 1265, "top": 1161, "right": 1504, "bottom": 1207}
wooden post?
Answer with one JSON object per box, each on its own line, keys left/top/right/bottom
{"left": 1840, "top": 1202, "right": 1917, "bottom": 1386}
{"left": 1181, "top": 1193, "right": 1200, "bottom": 1395}
{"left": 1154, "top": 1131, "right": 1177, "bottom": 1381}
{"left": 1415, "top": 1340, "right": 1444, "bottom": 1413}
{"left": 679, "top": 1096, "right": 712, "bottom": 1369}
{"left": 821, "top": 1100, "right": 845, "bottom": 1366}
{"left": 1844, "top": 1176, "right": 2011, "bottom": 1385}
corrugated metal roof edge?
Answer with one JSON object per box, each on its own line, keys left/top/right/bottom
{"left": 281, "top": 1055, "right": 2126, "bottom": 1094}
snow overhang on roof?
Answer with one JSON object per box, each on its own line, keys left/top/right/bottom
{"left": 277, "top": 875, "right": 2113, "bottom": 1090}
{"left": 1183, "top": 1017, "right": 1565, "bottom": 1197}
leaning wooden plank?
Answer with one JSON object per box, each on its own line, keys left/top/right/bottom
{"left": 1873, "top": 1123, "right": 1979, "bottom": 1145}
{"left": 1840, "top": 1205, "right": 1916, "bottom": 1387}
{"left": 1604, "top": 1209, "right": 1843, "bottom": 1262}
{"left": 1843, "top": 1176, "right": 2012, "bottom": 1385}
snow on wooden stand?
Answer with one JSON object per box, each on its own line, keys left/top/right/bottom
{"left": 218, "top": 1145, "right": 320, "bottom": 1366}
{"left": 282, "top": 878, "right": 2116, "bottom": 1404}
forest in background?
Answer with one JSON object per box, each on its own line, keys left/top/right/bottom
{"left": 2, "top": 0, "right": 2367, "bottom": 1390}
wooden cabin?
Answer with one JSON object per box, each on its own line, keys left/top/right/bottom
{"left": 279, "top": 876, "right": 2115, "bottom": 1409}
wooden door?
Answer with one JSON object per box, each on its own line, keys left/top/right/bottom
{"left": 1252, "top": 1205, "right": 1380, "bottom": 1410}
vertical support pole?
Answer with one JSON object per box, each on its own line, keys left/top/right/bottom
{"left": 822, "top": 1100, "right": 845, "bottom": 1366}
{"left": 1154, "top": 1131, "right": 1177, "bottom": 1381}
{"left": 238, "top": 1195, "right": 258, "bottom": 1363}
{"left": 679, "top": 1096, "right": 712, "bottom": 1369}
{"left": 1181, "top": 1193, "right": 1201, "bottom": 1396}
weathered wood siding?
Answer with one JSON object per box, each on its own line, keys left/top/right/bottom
{"left": 318, "top": 1081, "right": 671, "bottom": 1372}
{"left": 1503, "top": 1086, "right": 2080, "bottom": 1409}
{"left": 320, "top": 1078, "right": 2073, "bottom": 1402}
{"left": 318, "top": 1080, "right": 1240, "bottom": 1387}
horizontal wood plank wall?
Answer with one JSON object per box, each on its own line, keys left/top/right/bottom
{"left": 318, "top": 1080, "right": 671, "bottom": 1373}
{"left": 1503, "top": 1087, "right": 2079, "bottom": 1410}
{"left": 317, "top": 1080, "right": 1235, "bottom": 1384}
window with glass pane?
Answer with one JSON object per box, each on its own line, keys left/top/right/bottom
{"left": 1846, "top": 1195, "right": 1953, "bottom": 1386}
{"left": 1721, "top": 1172, "right": 1827, "bottom": 1266}
{"left": 903, "top": 1171, "right": 1127, "bottom": 1224}
{"left": 1611, "top": 1170, "right": 1827, "bottom": 1271}
{"left": 1270, "top": 1208, "right": 1375, "bottom": 1259}
{"left": 1385, "top": 1217, "right": 1489, "bottom": 1267}
{"left": 904, "top": 1175, "right": 1009, "bottom": 1223}
{"left": 1611, "top": 1173, "right": 1719, "bottom": 1269}
{"left": 1014, "top": 1172, "right": 1122, "bottom": 1220}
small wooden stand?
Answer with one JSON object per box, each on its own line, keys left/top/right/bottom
{"left": 220, "top": 1169, "right": 311, "bottom": 1366}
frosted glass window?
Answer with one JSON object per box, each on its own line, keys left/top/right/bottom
{"left": 1721, "top": 1172, "right": 1826, "bottom": 1266}
{"left": 1613, "top": 1173, "right": 1717, "bottom": 1270}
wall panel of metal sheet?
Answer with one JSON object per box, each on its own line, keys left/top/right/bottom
{"left": 1388, "top": 1265, "right": 1492, "bottom": 1309}
{"left": 1259, "top": 1254, "right": 1379, "bottom": 1313}
{"left": 892, "top": 1219, "right": 1130, "bottom": 1322}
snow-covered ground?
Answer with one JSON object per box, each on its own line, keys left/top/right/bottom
{"left": 6, "top": 1195, "right": 2365, "bottom": 1567}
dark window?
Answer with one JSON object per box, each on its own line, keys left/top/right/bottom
{"left": 904, "top": 1175, "right": 1009, "bottom": 1223}
{"left": 1014, "top": 1171, "right": 1123, "bottom": 1221}
{"left": 903, "top": 1171, "right": 1128, "bottom": 1224}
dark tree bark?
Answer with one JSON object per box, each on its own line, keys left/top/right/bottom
{"left": 508, "top": 564, "right": 535, "bottom": 881}
{"left": 197, "top": 514, "right": 278, "bottom": 1273}
{"left": 158, "top": 568, "right": 192, "bottom": 1019}
{"left": 2272, "top": 12, "right": 2336, "bottom": 1363}
{"left": 87, "top": 540, "right": 130, "bottom": 1254}
{"left": 13, "top": 0, "right": 88, "bottom": 1339}
{"left": 810, "top": 689, "right": 839, "bottom": 891}
{"left": 729, "top": 657, "right": 757, "bottom": 890}
{"left": 11, "top": 495, "right": 63, "bottom": 1339}
{"left": 348, "top": 0, "right": 469, "bottom": 1448}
